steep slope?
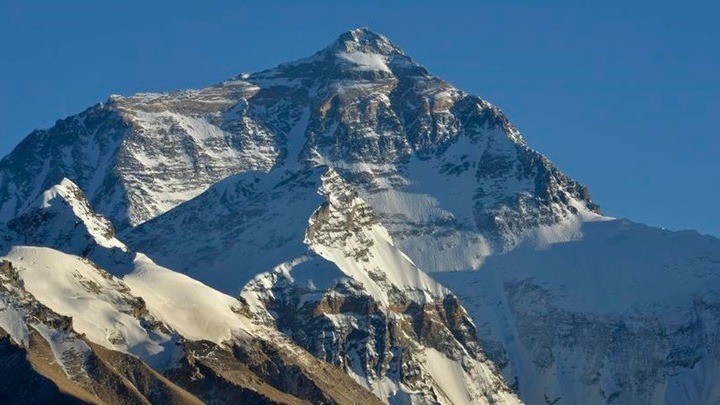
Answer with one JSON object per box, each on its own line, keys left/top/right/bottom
{"left": 9, "top": 178, "right": 126, "bottom": 251}
{"left": 125, "top": 167, "right": 326, "bottom": 289}
{"left": 3, "top": 246, "right": 179, "bottom": 369}
{"left": 119, "top": 30, "right": 720, "bottom": 404}
{"left": 123, "top": 253, "right": 382, "bottom": 405}
{"left": 121, "top": 28, "right": 603, "bottom": 277}
{"left": 246, "top": 27, "right": 601, "bottom": 266}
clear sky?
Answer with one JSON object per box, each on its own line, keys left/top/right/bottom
{"left": 1, "top": 1, "right": 718, "bottom": 236}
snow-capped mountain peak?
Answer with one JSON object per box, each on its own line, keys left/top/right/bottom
{"left": 7, "top": 178, "right": 127, "bottom": 256}
{"left": 329, "top": 27, "right": 401, "bottom": 55}
{"left": 0, "top": 28, "right": 597, "bottom": 242}
{"left": 251, "top": 28, "right": 427, "bottom": 86}
{"left": 36, "top": 178, "right": 126, "bottom": 250}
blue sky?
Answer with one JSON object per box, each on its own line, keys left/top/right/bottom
{"left": 1, "top": 1, "right": 718, "bottom": 236}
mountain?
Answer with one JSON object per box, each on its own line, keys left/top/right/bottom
{"left": 0, "top": 28, "right": 718, "bottom": 404}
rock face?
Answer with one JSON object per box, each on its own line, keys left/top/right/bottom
{"left": 0, "top": 27, "right": 719, "bottom": 404}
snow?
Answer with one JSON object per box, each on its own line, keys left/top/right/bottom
{"left": 123, "top": 168, "right": 328, "bottom": 293}
{"left": 0, "top": 244, "right": 269, "bottom": 371}
{"left": 337, "top": 51, "right": 392, "bottom": 73}
{"left": 3, "top": 246, "right": 175, "bottom": 367}
{"left": 130, "top": 110, "right": 254, "bottom": 162}
{"left": 235, "top": 168, "right": 521, "bottom": 404}
{"left": 123, "top": 253, "right": 258, "bottom": 344}
{"left": 283, "top": 255, "right": 347, "bottom": 292}
{"left": 35, "top": 178, "right": 127, "bottom": 251}
{"left": 343, "top": 134, "right": 495, "bottom": 272}
{"left": 309, "top": 221, "right": 446, "bottom": 306}
{"left": 283, "top": 107, "right": 311, "bottom": 168}
{"left": 306, "top": 169, "right": 447, "bottom": 307}
{"left": 0, "top": 298, "right": 29, "bottom": 346}
{"left": 424, "top": 348, "right": 472, "bottom": 404}
{"left": 4, "top": 27, "right": 704, "bottom": 404}
{"left": 441, "top": 219, "right": 720, "bottom": 315}
{"left": 434, "top": 219, "right": 720, "bottom": 404}
{"left": 240, "top": 168, "right": 450, "bottom": 311}
{"left": 403, "top": 134, "right": 488, "bottom": 222}
{"left": 344, "top": 369, "right": 406, "bottom": 405}
{"left": 337, "top": 125, "right": 613, "bottom": 274}
{"left": 241, "top": 255, "right": 347, "bottom": 313}
{"left": 99, "top": 83, "right": 278, "bottom": 225}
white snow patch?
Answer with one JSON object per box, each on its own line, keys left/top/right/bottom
{"left": 3, "top": 247, "right": 173, "bottom": 364}
{"left": 0, "top": 298, "right": 29, "bottom": 346}
{"left": 124, "top": 254, "right": 257, "bottom": 344}
{"left": 424, "top": 348, "right": 472, "bottom": 404}
{"left": 337, "top": 51, "right": 391, "bottom": 73}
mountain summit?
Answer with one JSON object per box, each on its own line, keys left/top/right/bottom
{"left": 328, "top": 27, "right": 402, "bottom": 54}
{"left": 1, "top": 29, "right": 719, "bottom": 404}
{"left": 268, "top": 27, "right": 424, "bottom": 77}
{"left": 0, "top": 28, "right": 599, "bottom": 249}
